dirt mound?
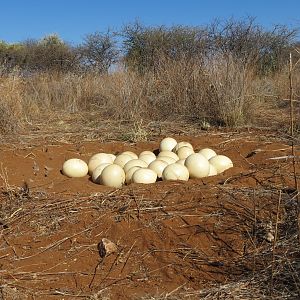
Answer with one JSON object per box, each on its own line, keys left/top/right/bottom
{"left": 0, "top": 132, "right": 299, "bottom": 299}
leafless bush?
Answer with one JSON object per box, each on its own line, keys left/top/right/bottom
{"left": 77, "top": 30, "right": 119, "bottom": 74}
{"left": 122, "top": 18, "right": 296, "bottom": 76}
{"left": 209, "top": 17, "right": 297, "bottom": 75}
{"left": 122, "top": 22, "right": 210, "bottom": 74}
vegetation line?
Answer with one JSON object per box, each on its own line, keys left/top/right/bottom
{"left": 0, "top": 18, "right": 299, "bottom": 134}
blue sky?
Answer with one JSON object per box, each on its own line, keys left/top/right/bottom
{"left": 1, "top": 0, "right": 299, "bottom": 44}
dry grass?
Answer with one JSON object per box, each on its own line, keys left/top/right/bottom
{"left": 0, "top": 56, "right": 298, "bottom": 137}
{"left": 0, "top": 72, "right": 24, "bottom": 134}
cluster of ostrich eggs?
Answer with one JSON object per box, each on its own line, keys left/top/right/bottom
{"left": 62, "top": 137, "right": 233, "bottom": 188}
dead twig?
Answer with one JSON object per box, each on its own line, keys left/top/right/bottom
{"left": 270, "top": 190, "right": 281, "bottom": 296}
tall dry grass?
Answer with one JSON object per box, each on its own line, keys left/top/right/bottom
{"left": 0, "top": 71, "right": 24, "bottom": 134}
{"left": 0, "top": 55, "right": 299, "bottom": 135}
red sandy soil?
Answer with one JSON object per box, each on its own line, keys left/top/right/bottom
{"left": 0, "top": 131, "right": 299, "bottom": 299}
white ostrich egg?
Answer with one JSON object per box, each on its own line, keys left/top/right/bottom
{"left": 62, "top": 158, "right": 88, "bottom": 178}
{"left": 209, "top": 155, "right": 233, "bottom": 174}
{"left": 159, "top": 137, "right": 177, "bottom": 152}
{"left": 125, "top": 166, "right": 142, "bottom": 184}
{"left": 100, "top": 164, "right": 125, "bottom": 188}
{"left": 92, "top": 163, "right": 112, "bottom": 183}
{"left": 139, "top": 154, "right": 156, "bottom": 165}
{"left": 139, "top": 150, "right": 156, "bottom": 158}
{"left": 176, "top": 159, "right": 186, "bottom": 166}
{"left": 173, "top": 141, "right": 193, "bottom": 153}
{"left": 208, "top": 164, "right": 218, "bottom": 176}
{"left": 107, "top": 153, "right": 117, "bottom": 162}
{"left": 158, "top": 151, "right": 179, "bottom": 161}
{"left": 177, "top": 146, "right": 194, "bottom": 160}
{"left": 88, "top": 153, "right": 114, "bottom": 175}
{"left": 121, "top": 151, "right": 138, "bottom": 159}
{"left": 114, "top": 154, "right": 133, "bottom": 168}
{"left": 157, "top": 156, "right": 177, "bottom": 165}
{"left": 132, "top": 168, "right": 157, "bottom": 184}
{"left": 184, "top": 153, "right": 210, "bottom": 178}
{"left": 148, "top": 160, "right": 168, "bottom": 178}
{"left": 123, "top": 159, "right": 148, "bottom": 173}
{"left": 162, "top": 163, "right": 189, "bottom": 181}
{"left": 198, "top": 148, "right": 217, "bottom": 160}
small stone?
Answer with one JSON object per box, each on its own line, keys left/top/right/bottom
{"left": 98, "top": 238, "right": 118, "bottom": 258}
{"left": 265, "top": 232, "right": 275, "bottom": 243}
